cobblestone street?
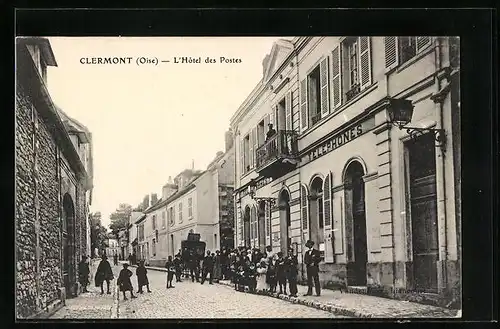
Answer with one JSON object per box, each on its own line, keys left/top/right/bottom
{"left": 50, "top": 263, "right": 121, "bottom": 319}
{"left": 118, "top": 269, "right": 342, "bottom": 319}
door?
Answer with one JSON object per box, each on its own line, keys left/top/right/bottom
{"left": 352, "top": 174, "right": 367, "bottom": 286}
{"left": 62, "top": 194, "right": 75, "bottom": 298}
{"left": 244, "top": 207, "right": 251, "bottom": 247}
{"left": 408, "top": 134, "right": 438, "bottom": 292}
{"left": 344, "top": 161, "right": 367, "bottom": 286}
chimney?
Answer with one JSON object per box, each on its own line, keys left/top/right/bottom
{"left": 151, "top": 193, "right": 158, "bottom": 205}
{"left": 142, "top": 194, "right": 150, "bottom": 209}
{"left": 162, "top": 180, "right": 178, "bottom": 200}
{"left": 224, "top": 129, "right": 234, "bottom": 152}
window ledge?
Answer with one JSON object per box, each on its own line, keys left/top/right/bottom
{"left": 299, "top": 82, "right": 378, "bottom": 140}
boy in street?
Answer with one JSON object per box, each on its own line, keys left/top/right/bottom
{"left": 117, "top": 263, "right": 137, "bottom": 300}
{"left": 165, "top": 256, "right": 175, "bottom": 288}
{"left": 276, "top": 252, "right": 288, "bottom": 295}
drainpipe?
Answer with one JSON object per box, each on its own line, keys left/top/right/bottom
{"left": 432, "top": 37, "right": 448, "bottom": 293}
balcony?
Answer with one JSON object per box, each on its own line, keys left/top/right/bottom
{"left": 255, "top": 130, "right": 299, "bottom": 179}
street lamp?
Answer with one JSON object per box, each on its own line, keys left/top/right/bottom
{"left": 386, "top": 98, "right": 446, "bottom": 151}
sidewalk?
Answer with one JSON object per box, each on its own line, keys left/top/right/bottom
{"left": 127, "top": 262, "right": 459, "bottom": 318}
{"left": 49, "top": 260, "right": 120, "bottom": 319}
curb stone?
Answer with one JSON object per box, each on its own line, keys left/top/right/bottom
{"left": 215, "top": 279, "right": 364, "bottom": 318}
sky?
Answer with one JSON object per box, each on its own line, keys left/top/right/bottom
{"left": 46, "top": 37, "right": 292, "bottom": 228}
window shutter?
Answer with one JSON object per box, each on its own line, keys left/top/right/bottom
{"left": 239, "top": 139, "right": 244, "bottom": 176}
{"left": 320, "top": 56, "right": 330, "bottom": 116}
{"left": 416, "top": 36, "right": 431, "bottom": 52}
{"left": 384, "top": 36, "right": 399, "bottom": 69}
{"left": 300, "top": 184, "right": 308, "bottom": 230}
{"left": 333, "top": 196, "right": 344, "bottom": 255}
{"left": 331, "top": 46, "right": 342, "bottom": 109}
{"left": 299, "top": 78, "right": 308, "bottom": 131}
{"left": 248, "top": 132, "right": 254, "bottom": 170}
{"left": 285, "top": 91, "right": 292, "bottom": 130}
{"left": 238, "top": 207, "right": 243, "bottom": 245}
{"left": 323, "top": 173, "right": 334, "bottom": 263}
{"left": 270, "top": 106, "right": 276, "bottom": 127}
{"left": 359, "top": 37, "right": 372, "bottom": 89}
{"left": 264, "top": 113, "right": 270, "bottom": 135}
{"left": 252, "top": 127, "right": 258, "bottom": 168}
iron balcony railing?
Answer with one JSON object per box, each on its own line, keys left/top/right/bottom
{"left": 255, "top": 130, "right": 299, "bottom": 170}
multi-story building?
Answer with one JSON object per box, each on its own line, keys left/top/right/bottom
{"left": 128, "top": 211, "right": 144, "bottom": 259}
{"left": 16, "top": 37, "right": 94, "bottom": 318}
{"left": 105, "top": 236, "right": 120, "bottom": 258}
{"left": 231, "top": 37, "right": 460, "bottom": 306}
{"left": 139, "top": 133, "right": 236, "bottom": 266}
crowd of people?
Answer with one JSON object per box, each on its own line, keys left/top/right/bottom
{"left": 79, "top": 239, "right": 323, "bottom": 301}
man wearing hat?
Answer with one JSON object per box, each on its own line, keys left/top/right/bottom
{"left": 265, "top": 123, "right": 277, "bottom": 141}
{"left": 285, "top": 246, "right": 298, "bottom": 297}
{"left": 303, "top": 239, "right": 321, "bottom": 296}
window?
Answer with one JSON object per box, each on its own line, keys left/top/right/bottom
{"left": 138, "top": 224, "right": 144, "bottom": 241}
{"left": 399, "top": 37, "right": 417, "bottom": 64}
{"left": 385, "top": 36, "right": 432, "bottom": 69}
{"left": 152, "top": 215, "right": 157, "bottom": 230}
{"left": 168, "top": 207, "right": 175, "bottom": 226}
{"left": 308, "top": 66, "right": 322, "bottom": 126}
{"left": 152, "top": 238, "right": 156, "bottom": 256}
{"left": 257, "top": 120, "right": 265, "bottom": 146}
{"left": 339, "top": 37, "right": 373, "bottom": 103}
{"left": 178, "top": 202, "right": 183, "bottom": 223}
{"left": 162, "top": 211, "right": 166, "bottom": 228}
{"left": 348, "top": 39, "right": 359, "bottom": 89}
{"left": 188, "top": 197, "right": 193, "bottom": 219}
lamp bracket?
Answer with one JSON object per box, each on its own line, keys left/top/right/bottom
{"left": 402, "top": 126, "right": 447, "bottom": 151}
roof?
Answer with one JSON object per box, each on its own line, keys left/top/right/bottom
{"left": 17, "top": 37, "right": 58, "bottom": 67}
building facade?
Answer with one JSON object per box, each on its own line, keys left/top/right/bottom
{"left": 231, "top": 37, "right": 460, "bottom": 306}
{"left": 16, "top": 37, "right": 93, "bottom": 318}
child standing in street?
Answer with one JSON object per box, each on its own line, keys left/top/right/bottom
{"left": 136, "top": 260, "right": 152, "bottom": 293}
{"left": 165, "top": 256, "right": 175, "bottom": 288}
{"left": 117, "top": 263, "right": 137, "bottom": 300}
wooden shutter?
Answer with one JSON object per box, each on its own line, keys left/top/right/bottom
{"left": 270, "top": 107, "right": 276, "bottom": 127}
{"left": 320, "top": 56, "right": 330, "bottom": 116}
{"left": 264, "top": 113, "right": 270, "bottom": 138}
{"left": 248, "top": 132, "right": 253, "bottom": 170}
{"left": 359, "top": 37, "right": 372, "bottom": 89}
{"left": 334, "top": 196, "right": 344, "bottom": 255}
{"left": 416, "top": 36, "right": 431, "bottom": 52}
{"left": 239, "top": 139, "right": 244, "bottom": 175}
{"left": 252, "top": 127, "right": 258, "bottom": 168}
{"left": 384, "top": 36, "right": 399, "bottom": 69}
{"left": 299, "top": 78, "right": 308, "bottom": 131}
{"left": 331, "top": 46, "right": 342, "bottom": 110}
{"left": 323, "top": 173, "right": 334, "bottom": 263}
{"left": 285, "top": 91, "right": 292, "bottom": 130}
{"left": 300, "top": 184, "right": 308, "bottom": 230}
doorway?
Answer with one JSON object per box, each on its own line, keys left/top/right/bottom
{"left": 278, "top": 190, "right": 291, "bottom": 253}
{"left": 62, "top": 193, "right": 76, "bottom": 298}
{"left": 309, "top": 177, "right": 325, "bottom": 250}
{"left": 243, "top": 206, "right": 251, "bottom": 248}
{"left": 344, "top": 161, "right": 367, "bottom": 286}
{"left": 258, "top": 201, "right": 266, "bottom": 251}
{"left": 406, "top": 134, "right": 438, "bottom": 292}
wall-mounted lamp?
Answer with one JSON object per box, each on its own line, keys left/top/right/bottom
{"left": 386, "top": 98, "right": 446, "bottom": 151}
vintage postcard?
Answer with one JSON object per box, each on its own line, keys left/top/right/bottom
{"left": 15, "top": 35, "right": 462, "bottom": 319}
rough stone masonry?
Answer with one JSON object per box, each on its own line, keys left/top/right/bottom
{"left": 15, "top": 48, "right": 88, "bottom": 319}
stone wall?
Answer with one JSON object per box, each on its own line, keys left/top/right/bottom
{"left": 16, "top": 80, "right": 89, "bottom": 318}
{"left": 16, "top": 84, "right": 38, "bottom": 318}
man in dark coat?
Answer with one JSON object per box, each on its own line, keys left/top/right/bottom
{"left": 136, "top": 260, "right": 151, "bottom": 293}
{"left": 117, "top": 263, "right": 137, "bottom": 300}
{"left": 303, "top": 239, "right": 321, "bottom": 296}
{"left": 285, "top": 246, "right": 299, "bottom": 297}
{"left": 276, "top": 252, "right": 288, "bottom": 295}
{"left": 95, "top": 255, "right": 114, "bottom": 295}
{"left": 200, "top": 250, "right": 214, "bottom": 285}
{"left": 266, "top": 123, "right": 277, "bottom": 141}
{"left": 173, "top": 254, "right": 183, "bottom": 282}
{"left": 78, "top": 256, "right": 90, "bottom": 293}
{"left": 188, "top": 251, "right": 200, "bottom": 282}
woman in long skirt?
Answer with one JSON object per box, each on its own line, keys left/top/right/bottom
{"left": 213, "top": 250, "right": 222, "bottom": 283}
